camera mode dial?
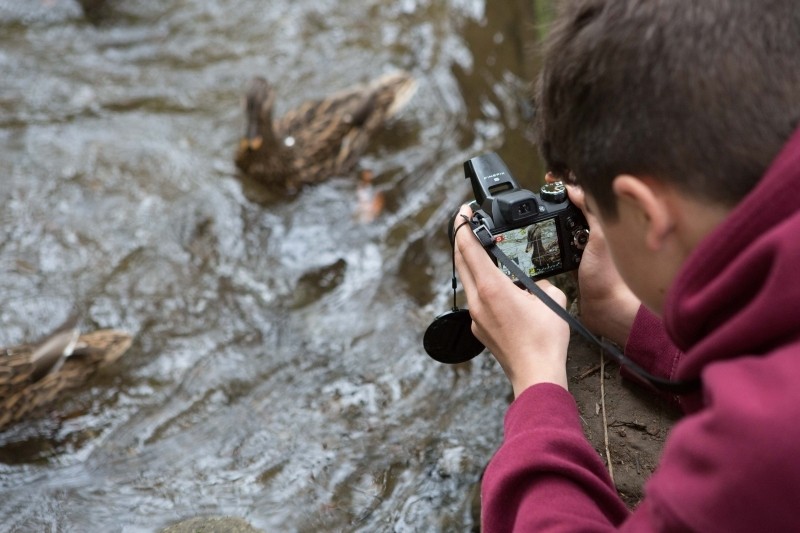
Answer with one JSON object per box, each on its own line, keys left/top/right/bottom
{"left": 540, "top": 182, "right": 567, "bottom": 203}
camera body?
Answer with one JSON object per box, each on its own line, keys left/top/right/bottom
{"left": 464, "top": 152, "right": 589, "bottom": 281}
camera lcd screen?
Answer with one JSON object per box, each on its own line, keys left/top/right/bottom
{"left": 493, "top": 218, "right": 562, "bottom": 280}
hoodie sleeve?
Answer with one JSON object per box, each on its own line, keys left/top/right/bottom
{"left": 622, "top": 306, "right": 684, "bottom": 382}
{"left": 480, "top": 383, "right": 631, "bottom": 532}
{"left": 480, "top": 310, "right": 686, "bottom": 532}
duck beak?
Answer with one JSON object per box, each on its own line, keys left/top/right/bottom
{"left": 238, "top": 135, "right": 263, "bottom": 152}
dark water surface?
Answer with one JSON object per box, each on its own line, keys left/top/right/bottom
{"left": 0, "top": 0, "right": 549, "bottom": 530}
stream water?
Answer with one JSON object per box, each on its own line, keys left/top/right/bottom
{"left": 0, "top": 0, "right": 551, "bottom": 530}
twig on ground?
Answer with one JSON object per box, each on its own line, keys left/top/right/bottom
{"left": 577, "top": 363, "right": 602, "bottom": 381}
{"left": 600, "top": 348, "right": 615, "bottom": 483}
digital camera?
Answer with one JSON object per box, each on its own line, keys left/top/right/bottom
{"left": 464, "top": 152, "right": 589, "bottom": 281}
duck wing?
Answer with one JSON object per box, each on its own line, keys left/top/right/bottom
{"left": 276, "top": 71, "right": 417, "bottom": 185}
{"left": 0, "top": 328, "right": 132, "bottom": 430}
{"left": 0, "top": 316, "right": 80, "bottom": 401}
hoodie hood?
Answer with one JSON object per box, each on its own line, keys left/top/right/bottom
{"left": 665, "top": 125, "right": 800, "bottom": 380}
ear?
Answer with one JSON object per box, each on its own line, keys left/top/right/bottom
{"left": 611, "top": 175, "right": 675, "bottom": 251}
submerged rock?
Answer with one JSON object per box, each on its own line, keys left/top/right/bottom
{"left": 160, "top": 516, "right": 263, "bottom": 533}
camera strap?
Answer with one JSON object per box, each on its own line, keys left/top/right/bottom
{"left": 472, "top": 220, "right": 701, "bottom": 395}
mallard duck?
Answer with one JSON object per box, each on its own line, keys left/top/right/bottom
{"left": 234, "top": 71, "right": 417, "bottom": 192}
{"left": 525, "top": 224, "right": 562, "bottom": 269}
{"left": 0, "top": 317, "right": 132, "bottom": 430}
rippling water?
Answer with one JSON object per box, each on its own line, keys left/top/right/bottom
{"left": 0, "top": 0, "right": 549, "bottom": 530}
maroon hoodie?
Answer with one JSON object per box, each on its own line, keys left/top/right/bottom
{"left": 480, "top": 125, "right": 800, "bottom": 532}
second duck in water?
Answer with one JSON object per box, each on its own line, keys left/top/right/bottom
{"left": 0, "top": 317, "right": 133, "bottom": 430}
{"left": 234, "top": 71, "right": 417, "bottom": 193}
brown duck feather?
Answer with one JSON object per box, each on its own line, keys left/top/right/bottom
{"left": 234, "top": 71, "right": 417, "bottom": 191}
{"left": 0, "top": 324, "right": 132, "bottom": 430}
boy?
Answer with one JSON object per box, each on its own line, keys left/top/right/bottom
{"left": 454, "top": 0, "right": 800, "bottom": 530}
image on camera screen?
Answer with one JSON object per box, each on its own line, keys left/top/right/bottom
{"left": 494, "top": 218, "right": 562, "bottom": 280}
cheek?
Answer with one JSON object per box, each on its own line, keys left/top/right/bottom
{"left": 603, "top": 227, "right": 641, "bottom": 288}
{"left": 609, "top": 236, "right": 658, "bottom": 308}
{"left": 614, "top": 257, "right": 641, "bottom": 294}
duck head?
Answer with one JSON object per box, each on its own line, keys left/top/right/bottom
{"left": 234, "top": 77, "right": 299, "bottom": 189}
{"left": 241, "top": 76, "right": 277, "bottom": 152}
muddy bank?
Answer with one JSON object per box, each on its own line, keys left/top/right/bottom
{"left": 566, "top": 332, "right": 681, "bottom": 507}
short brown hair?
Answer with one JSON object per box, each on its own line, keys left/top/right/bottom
{"left": 534, "top": 0, "right": 800, "bottom": 217}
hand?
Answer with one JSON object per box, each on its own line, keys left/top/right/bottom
{"left": 547, "top": 174, "right": 641, "bottom": 347}
{"left": 453, "top": 204, "right": 570, "bottom": 397}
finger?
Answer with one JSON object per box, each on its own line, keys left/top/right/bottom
{"left": 453, "top": 206, "right": 509, "bottom": 302}
{"left": 452, "top": 204, "right": 480, "bottom": 297}
{"left": 534, "top": 279, "right": 567, "bottom": 308}
{"left": 563, "top": 183, "right": 605, "bottom": 236}
{"left": 454, "top": 209, "right": 503, "bottom": 280}
{"left": 564, "top": 182, "right": 587, "bottom": 211}
{"left": 451, "top": 203, "right": 473, "bottom": 233}
{"left": 452, "top": 205, "right": 480, "bottom": 262}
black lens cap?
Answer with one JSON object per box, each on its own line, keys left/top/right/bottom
{"left": 423, "top": 308, "right": 485, "bottom": 364}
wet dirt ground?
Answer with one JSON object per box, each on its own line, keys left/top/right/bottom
{"left": 566, "top": 333, "right": 680, "bottom": 509}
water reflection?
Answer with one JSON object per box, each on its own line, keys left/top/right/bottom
{"left": 0, "top": 0, "right": 547, "bottom": 530}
